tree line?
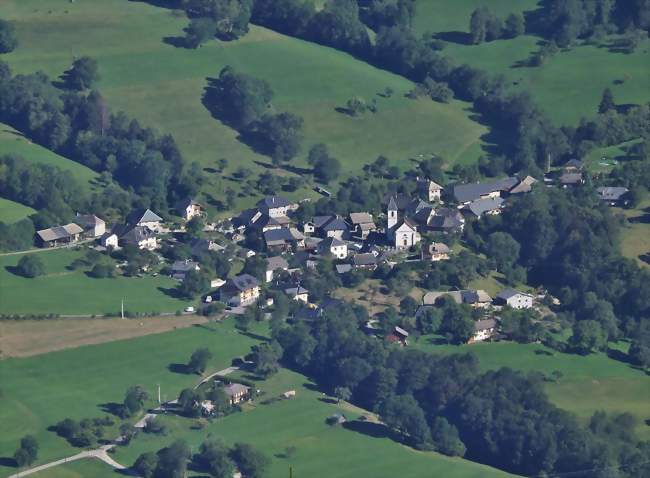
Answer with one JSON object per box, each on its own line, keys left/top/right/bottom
{"left": 0, "top": 60, "right": 201, "bottom": 216}
{"left": 266, "top": 301, "right": 650, "bottom": 477}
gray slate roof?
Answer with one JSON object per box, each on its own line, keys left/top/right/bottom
{"left": 453, "top": 177, "right": 518, "bottom": 203}
{"left": 266, "top": 256, "right": 289, "bottom": 271}
{"left": 496, "top": 288, "right": 531, "bottom": 300}
{"left": 264, "top": 228, "right": 294, "bottom": 245}
{"left": 229, "top": 274, "right": 259, "bottom": 291}
{"left": 257, "top": 196, "right": 290, "bottom": 209}
{"left": 466, "top": 197, "right": 505, "bottom": 217}
{"left": 120, "top": 225, "right": 155, "bottom": 244}
{"left": 474, "top": 318, "right": 497, "bottom": 331}
{"left": 597, "top": 186, "right": 629, "bottom": 201}
{"left": 223, "top": 383, "right": 250, "bottom": 397}
{"left": 126, "top": 208, "right": 162, "bottom": 225}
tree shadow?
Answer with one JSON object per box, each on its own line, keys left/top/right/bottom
{"left": 157, "top": 286, "right": 185, "bottom": 299}
{"left": 434, "top": 31, "right": 472, "bottom": 45}
{"left": 237, "top": 330, "right": 270, "bottom": 342}
{"left": 343, "top": 420, "right": 395, "bottom": 440}
{"left": 639, "top": 253, "right": 650, "bottom": 266}
{"left": 168, "top": 363, "right": 192, "bottom": 374}
{"left": 98, "top": 402, "right": 125, "bottom": 417}
{"left": 334, "top": 106, "right": 354, "bottom": 116}
{"left": 0, "top": 457, "right": 16, "bottom": 468}
{"left": 302, "top": 382, "right": 320, "bottom": 392}
{"left": 4, "top": 265, "right": 25, "bottom": 277}
{"left": 163, "top": 36, "right": 189, "bottom": 48}
{"left": 318, "top": 397, "right": 337, "bottom": 404}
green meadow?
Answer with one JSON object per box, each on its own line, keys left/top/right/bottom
{"left": 0, "top": 124, "right": 101, "bottom": 193}
{"left": 0, "top": 248, "right": 190, "bottom": 316}
{"left": 2, "top": 0, "right": 487, "bottom": 186}
{"left": 411, "top": 339, "right": 650, "bottom": 439}
{"left": 0, "top": 197, "right": 35, "bottom": 224}
{"left": 412, "top": 1, "right": 650, "bottom": 126}
{"left": 110, "top": 368, "right": 516, "bottom": 478}
{"left": 0, "top": 321, "right": 262, "bottom": 477}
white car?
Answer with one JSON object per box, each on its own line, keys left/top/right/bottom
{"left": 184, "top": 306, "right": 195, "bottom": 313}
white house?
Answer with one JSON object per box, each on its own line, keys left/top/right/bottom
{"left": 257, "top": 196, "right": 294, "bottom": 218}
{"left": 389, "top": 219, "right": 420, "bottom": 249}
{"left": 220, "top": 274, "right": 261, "bottom": 307}
{"left": 417, "top": 178, "right": 443, "bottom": 202}
{"left": 176, "top": 198, "right": 204, "bottom": 221}
{"left": 285, "top": 286, "right": 309, "bottom": 303}
{"left": 421, "top": 242, "right": 450, "bottom": 261}
{"left": 126, "top": 208, "right": 163, "bottom": 231}
{"left": 495, "top": 289, "right": 534, "bottom": 309}
{"left": 119, "top": 225, "right": 157, "bottom": 250}
{"left": 100, "top": 232, "right": 119, "bottom": 249}
{"left": 75, "top": 213, "right": 106, "bottom": 238}
{"left": 469, "top": 318, "right": 497, "bottom": 343}
{"left": 318, "top": 237, "right": 348, "bottom": 259}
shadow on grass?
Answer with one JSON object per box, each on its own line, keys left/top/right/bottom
{"left": 4, "top": 265, "right": 25, "bottom": 277}
{"left": 163, "top": 36, "right": 189, "bottom": 48}
{"left": 0, "top": 457, "right": 16, "bottom": 468}
{"left": 157, "top": 286, "right": 185, "bottom": 299}
{"left": 237, "top": 330, "right": 270, "bottom": 342}
{"left": 434, "top": 31, "right": 472, "bottom": 45}
{"left": 318, "top": 397, "right": 337, "bottom": 405}
{"left": 168, "top": 363, "right": 192, "bottom": 375}
{"left": 343, "top": 420, "right": 395, "bottom": 440}
{"left": 98, "top": 402, "right": 125, "bottom": 417}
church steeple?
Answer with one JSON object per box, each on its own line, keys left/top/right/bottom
{"left": 387, "top": 196, "right": 398, "bottom": 230}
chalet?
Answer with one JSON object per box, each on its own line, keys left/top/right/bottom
{"left": 220, "top": 274, "right": 260, "bottom": 306}
{"left": 453, "top": 177, "right": 518, "bottom": 205}
{"left": 387, "top": 326, "right": 409, "bottom": 346}
{"left": 311, "top": 215, "right": 349, "bottom": 239}
{"left": 100, "top": 232, "right": 119, "bottom": 249}
{"left": 559, "top": 172, "right": 584, "bottom": 187}
{"left": 223, "top": 383, "right": 251, "bottom": 405}
{"left": 126, "top": 208, "right": 163, "bottom": 231}
{"left": 75, "top": 213, "right": 106, "bottom": 238}
{"left": 348, "top": 212, "right": 377, "bottom": 239}
{"left": 336, "top": 263, "right": 353, "bottom": 274}
{"left": 171, "top": 260, "right": 200, "bottom": 281}
{"left": 495, "top": 289, "right": 534, "bottom": 309}
{"left": 563, "top": 158, "right": 584, "bottom": 172}
{"left": 189, "top": 238, "right": 225, "bottom": 256}
{"left": 257, "top": 196, "right": 295, "bottom": 218}
{"left": 285, "top": 285, "right": 309, "bottom": 303}
{"left": 353, "top": 253, "right": 378, "bottom": 270}
{"left": 469, "top": 318, "right": 498, "bottom": 343}
{"left": 421, "top": 242, "right": 450, "bottom": 262}
{"left": 36, "top": 223, "right": 83, "bottom": 248}
{"left": 417, "top": 178, "right": 443, "bottom": 202}
{"left": 176, "top": 198, "right": 203, "bottom": 221}
{"left": 235, "top": 209, "right": 290, "bottom": 233}
{"left": 263, "top": 228, "right": 304, "bottom": 252}
{"left": 597, "top": 187, "right": 629, "bottom": 206}
{"left": 422, "top": 289, "right": 492, "bottom": 308}
{"left": 463, "top": 197, "right": 505, "bottom": 218}
{"left": 265, "top": 256, "right": 289, "bottom": 282}
{"left": 427, "top": 208, "right": 465, "bottom": 233}
{"left": 509, "top": 176, "right": 537, "bottom": 195}
{"left": 318, "top": 236, "right": 348, "bottom": 259}
{"left": 118, "top": 225, "right": 157, "bottom": 250}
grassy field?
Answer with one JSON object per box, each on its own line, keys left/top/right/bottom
{"left": 2, "top": 0, "right": 487, "bottom": 199}
{"left": 0, "top": 316, "right": 210, "bottom": 358}
{"left": 30, "top": 459, "right": 118, "bottom": 478}
{"left": 617, "top": 197, "right": 650, "bottom": 269}
{"left": 0, "top": 197, "right": 35, "bottom": 224}
{"left": 411, "top": 339, "right": 650, "bottom": 439}
{"left": 0, "top": 321, "right": 263, "bottom": 477}
{"left": 111, "top": 368, "right": 516, "bottom": 478}
{"left": 0, "top": 124, "right": 101, "bottom": 193}
{"left": 0, "top": 248, "right": 191, "bottom": 315}
{"left": 411, "top": 1, "right": 650, "bottom": 126}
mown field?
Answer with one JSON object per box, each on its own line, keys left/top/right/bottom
{"left": 617, "top": 197, "right": 650, "bottom": 269}
{"left": 2, "top": 0, "right": 487, "bottom": 191}
{"left": 110, "top": 367, "right": 516, "bottom": 478}
{"left": 0, "top": 321, "right": 262, "bottom": 477}
{"left": 30, "top": 459, "right": 118, "bottom": 478}
{"left": 0, "top": 248, "right": 190, "bottom": 315}
{"left": 0, "top": 124, "right": 101, "bottom": 193}
{"left": 411, "top": 339, "right": 650, "bottom": 440}
{"left": 412, "top": 1, "right": 650, "bottom": 126}
{"left": 0, "top": 197, "right": 35, "bottom": 224}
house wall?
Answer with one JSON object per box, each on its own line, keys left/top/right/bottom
{"left": 331, "top": 245, "right": 347, "bottom": 259}
{"left": 507, "top": 295, "right": 533, "bottom": 309}
{"left": 267, "top": 206, "right": 289, "bottom": 218}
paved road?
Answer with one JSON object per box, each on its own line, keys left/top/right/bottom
{"left": 6, "top": 445, "right": 126, "bottom": 478}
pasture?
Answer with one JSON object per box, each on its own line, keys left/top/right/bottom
{"left": 2, "top": 0, "right": 487, "bottom": 197}
{"left": 0, "top": 321, "right": 262, "bottom": 477}
{"left": 617, "top": 197, "right": 650, "bottom": 269}
{"left": 111, "top": 368, "right": 516, "bottom": 478}
{"left": 412, "top": 1, "right": 650, "bottom": 126}
{"left": 0, "top": 248, "right": 191, "bottom": 316}
{"left": 411, "top": 339, "right": 650, "bottom": 439}
{"left": 0, "top": 124, "right": 101, "bottom": 193}
{"left": 0, "top": 197, "right": 35, "bottom": 224}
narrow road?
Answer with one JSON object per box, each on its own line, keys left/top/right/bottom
{"left": 6, "top": 445, "right": 126, "bottom": 478}
{"left": 10, "top": 361, "right": 249, "bottom": 476}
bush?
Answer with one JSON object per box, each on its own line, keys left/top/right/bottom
{"left": 0, "top": 19, "right": 18, "bottom": 53}
{"left": 17, "top": 255, "right": 45, "bottom": 278}
{"left": 88, "top": 263, "right": 116, "bottom": 278}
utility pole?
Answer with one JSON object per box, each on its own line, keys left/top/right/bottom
{"left": 158, "top": 384, "right": 161, "bottom": 405}
{"left": 121, "top": 299, "right": 125, "bottom": 320}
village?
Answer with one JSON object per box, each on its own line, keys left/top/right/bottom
{"left": 28, "top": 157, "right": 629, "bottom": 347}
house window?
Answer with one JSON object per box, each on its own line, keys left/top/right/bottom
{"left": 403, "top": 238, "right": 408, "bottom": 246}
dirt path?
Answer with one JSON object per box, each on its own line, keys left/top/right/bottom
{"left": 0, "top": 315, "right": 209, "bottom": 358}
